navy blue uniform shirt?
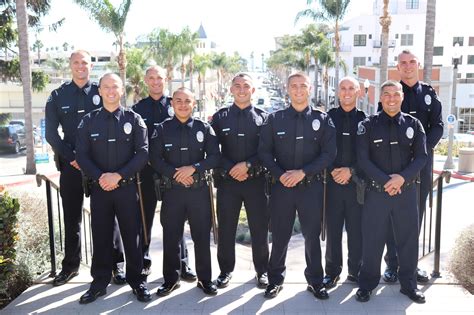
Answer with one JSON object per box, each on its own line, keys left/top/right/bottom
{"left": 258, "top": 105, "right": 337, "bottom": 179}
{"left": 377, "top": 81, "right": 443, "bottom": 150}
{"left": 45, "top": 80, "right": 102, "bottom": 162}
{"left": 211, "top": 104, "right": 268, "bottom": 170}
{"left": 327, "top": 107, "right": 367, "bottom": 170}
{"left": 132, "top": 95, "right": 173, "bottom": 142}
{"left": 149, "top": 116, "right": 220, "bottom": 178}
{"left": 356, "top": 111, "right": 427, "bottom": 185}
{"left": 76, "top": 107, "right": 148, "bottom": 180}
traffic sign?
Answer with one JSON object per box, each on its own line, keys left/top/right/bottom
{"left": 447, "top": 114, "right": 456, "bottom": 125}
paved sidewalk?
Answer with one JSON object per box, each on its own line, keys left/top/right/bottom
{"left": 1, "top": 155, "right": 473, "bottom": 314}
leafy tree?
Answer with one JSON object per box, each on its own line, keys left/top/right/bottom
{"left": 296, "top": 0, "right": 350, "bottom": 108}
{"left": 73, "top": 0, "right": 133, "bottom": 105}
{"left": 46, "top": 57, "right": 69, "bottom": 78}
{"left": 31, "top": 70, "right": 49, "bottom": 92}
{"left": 125, "top": 47, "right": 149, "bottom": 103}
{"left": 193, "top": 53, "right": 212, "bottom": 102}
{"left": 176, "top": 27, "right": 198, "bottom": 88}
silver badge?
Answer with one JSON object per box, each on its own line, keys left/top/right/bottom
{"left": 93, "top": 95, "right": 101, "bottom": 106}
{"left": 406, "top": 127, "right": 414, "bottom": 139}
{"left": 255, "top": 116, "right": 263, "bottom": 126}
{"left": 312, "top": 119, "right": 320, "bottom": 131}
{"left": 196, "top": 131, "right": 204, "bottom": 142}
{"left": 168, "top": 107, "right": 174, "bottom": 117}
{"left": 123, "top": 122, "right": 132, "bottom": 134}
{"left": 424, "top": 94, "right": 431, "bottom": 105}
{"left": 357, "top": 121, "right": 366, "bottom": 135}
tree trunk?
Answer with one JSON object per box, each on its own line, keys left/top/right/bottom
{"left": 16, "top": 0, "right": 36, "bottom": 174}
{"left": 334, "top": 19, "right": 340, "bottom": 108}
{"left": 314, "top": 60, "right": 320, "bottom": 103}
{"left": 189, "top": 59, "right": 194, "bottom": 92}
{"left": 117, "top": 36, "right": 127, "bottom": 106}
{"left": 380, "top": 0, "right": 391, "bottom": 83}
{"left": 423, "top": 0, "right": 436, "bottom": 84}
{"left": 167, "top": 63, "right": 173, "bottom": 95}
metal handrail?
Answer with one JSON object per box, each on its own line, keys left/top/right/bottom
{"left": 35, "top": 173, "right": 92, "bottom": 277}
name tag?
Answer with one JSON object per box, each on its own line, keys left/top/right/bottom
{"left": 238, "top": 133, "right": 245, "bottom": 137}
{"left": 108, "top": 139, "right": 116, "bottom": 142}
{"left": 222, "top": 128, "right": 230, "bottom": 132}
{"left": 296, "top": 136, "right": 304, "bottom": 140}
{"left": 180, "top": 147, "right": 188, "bottom": 151}
{"left": 373, "top": 139, "right": 383, "bottom": 143}
{"left": 409, "top": 111, "right": 417, "bottom": 114}
{"left": 91, "top": 133, "right": 99, "bottom": 137}
{"left": 61, "top": 106, "right": 70, "bottom": 109}
{"left": 277, "top": 132, "right": 285, "bottom": 136}
{"left": 165, "top": 143, "right": 172, "bottom": 147}
{"left": 77, "top": 109, "right": 85, "bottom": 113}
{"left": 390, "top": 141, "right": 398, "bottom": 145}
{"left": 342, "top": 132, "right": 350, "bottom": 136}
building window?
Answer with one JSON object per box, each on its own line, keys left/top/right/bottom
{"left": 354, "top": 34, "right": 367, "bottom": 46}
{"left": 468, "top": 55, "right": 474, "bottom": 64}
{"left": 368, "top": 34, "right": 372, "bottom": 39}
{"left": 395, "top": 34, "right": 399, "bottom": 39}
{"left": 466, "top": 73, "right": 474, "bottom": 78}
{"left": 401, "top": 34, "right": 414, "bottom": 46}
{"left": 354, "top": 57, "right": 366, "bottom": 67}
{"left": 368, "top": 56, "right": 372, "bottom": 62}
{"left": 453, "top": 37, "right": 464, "bottom": 46}
{"left": 469, "top": 37, "right": 474, "bottom": 46}
{"left": 406, "top": 0, "right": 419, "bottom": 9}
{"left": 433, "top": 47, "right": 444, "bottom": 56}
{"left": 453, "top": 55, "right": 463, "bottom": 65}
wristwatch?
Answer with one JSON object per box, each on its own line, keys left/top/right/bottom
{"left": 245, "top": 161, "right": 252, "bottom": 169}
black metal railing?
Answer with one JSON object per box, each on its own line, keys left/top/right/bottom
{"left": 36, "top": 174, "right": 93, "bottom": 277}
{"left": 419, "top": 170, "right": 451, "bottom": 278}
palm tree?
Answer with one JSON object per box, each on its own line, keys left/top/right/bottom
{"left": 73, "top": 0, "right": 133, "bottom": 105}
{"left": 62, "top": 41, "right": 69, "bottom": 52}
{"left": 193, "top": 53, "right": 212, "bottom": 102}
{"left": 147, "top": 28, "right": 180, "bottom": 93}
{"left": 379, "top": 0, "right": 391, "bottom": 83}
{"left": 177, "top": 27, "right": 198, "bottom": 88}
{"left": 16, "top": 0, "right": 36, "bottom": 174}
{"left": 32, "top": 38, "right": 43, "bottom": 65}
{"left": 46, "top": 57, "right": 69, "bottom": 78}
{"left": 125, "top": 47, "right": 149, "bottom": 103}
{"left": 296, "top": 0, "right": 351, "bottom": 108}
{"left": 423, "top": 0, "right": 436, "bottom": 84}
{"left": 210, "top": 52, "right": 228, "bottom": 103}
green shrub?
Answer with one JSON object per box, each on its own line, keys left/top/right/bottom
{"left": 449, "top": 224, "right": 474, "bottom": 294}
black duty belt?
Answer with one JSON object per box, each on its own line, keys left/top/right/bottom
{"left": 216, "top": 166, "right": 265, "bottom": 181}
{"left": 162, "top": 173, "right": 207, "bottom": 189}
{"left": 266, "top": 173, "right": 323, "bottom": 187}
{"left": 91, "top": 176, "right": 136, "bottom": 187}
{"left": 367, "top": 178, "right": 417, "bottom": 193}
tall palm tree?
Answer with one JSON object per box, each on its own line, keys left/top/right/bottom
{"left": 193, "top": 53, "right": 212, "bottom": 102}
{"left": 16, "top": 0, "right": 35, "bottom": 174}
{"left": 423, "top": 0, "right": 436, "bottom": 84}
{"left": 125, "top": 47, "right": 149, "bottom": 103}
{"left": 210, "top": 52, "right": 228, "bottom": 103}
{"left": 46, "top": 57, "right": 69, "bottom": 78}
{"left": 296, "top": 0, "right": 351, "bottom": 108}
{"left": 73, "top": 0, "right": 132, "bottom": 105}
{"left": 177, "top": 27, "right": 198, "bottom": 88}
{"left": 379, "top": 0, "right": 391, "bottom": 83}
{"left": 147, "top": 28, "right": 180, "bottom": 93}
{"left": 32, "top": 38, "right": 43, "bottom": 65}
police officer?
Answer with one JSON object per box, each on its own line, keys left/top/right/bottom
{"left": 258, "top": 72, "right": 336, "bottom": 299}
{"left": 76, "top": 73, "right": 151, "bottom": 303}
{"left": 211, "top": 73, "right": 269, "bottom": 289}
{"left": 323, "top": 76, "right": 367, "bottom": 288}
{"left": 45, "top": 50, "right": 126, "bottom": 286}
{"left": 150, "top": 87, "right": 220, "bottom": 296}
{"left": 355, "top": 80, "right": 427, "bottom": 303}
{"left": 382, "top": 50, "right": 443, "bottom": 284}
{"left": 132, "top": 65, "right": 196, "bottom": 280}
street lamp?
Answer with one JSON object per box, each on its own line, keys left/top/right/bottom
{"left": 364, "top": 79, "right": 370, "bottom": 114}
{"left": 443, "top": 43, "right": 461, "bottom": 170}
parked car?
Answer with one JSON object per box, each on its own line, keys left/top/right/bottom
{"left": 0, "top": 124, "right": 26, "bottom": 153}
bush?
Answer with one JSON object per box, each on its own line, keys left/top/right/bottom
{"left": 0, "top": 190, "right": 50, "bottom": 309}
{"left": 435, "top": 141, "right": 466, "bottom": 157}
{"left": 449, "top": 224, "right": 474, "bottom": 294}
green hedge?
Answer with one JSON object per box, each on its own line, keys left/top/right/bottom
{"left": 0, "top": 192, "right": 20, "bottom": 307}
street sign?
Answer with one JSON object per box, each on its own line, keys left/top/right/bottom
{"left": 35, "top": 152, "right": 49, "bottom": 164}
{"left": 447, "top": 114, "right": 456, "bottom": 129}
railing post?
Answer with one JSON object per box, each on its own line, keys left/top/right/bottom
{"left": 45, "top": 180, "right": 57, "bottom": 277}
{"left": 432, "top": 171, "right": 449, "bottom": 278}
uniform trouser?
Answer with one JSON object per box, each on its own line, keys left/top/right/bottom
{"left": 59, "top": 161, "right": 124, "bottom": 273}
{"left": 359, "top": 186, "right": 419, "bottom": 291}
{"left": 89, "top": 184, "right": 144, "bottom": 290}
{"left": 216, "top": 177, "right": 269, "bottom": 275}
{"left": 139, "top": 165, "right": 190, "bottom": 270}
{"left": 324, "top": 180, "right": 362, "bottom": 277}
{"left": 267, "top": 181, "right": 323, "bottom": 286}
{"left": 161, "top": 185, "right": 212, "bottom": 284}
{"left": 384, "top": 152, "right": 432, "bottom": 269}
